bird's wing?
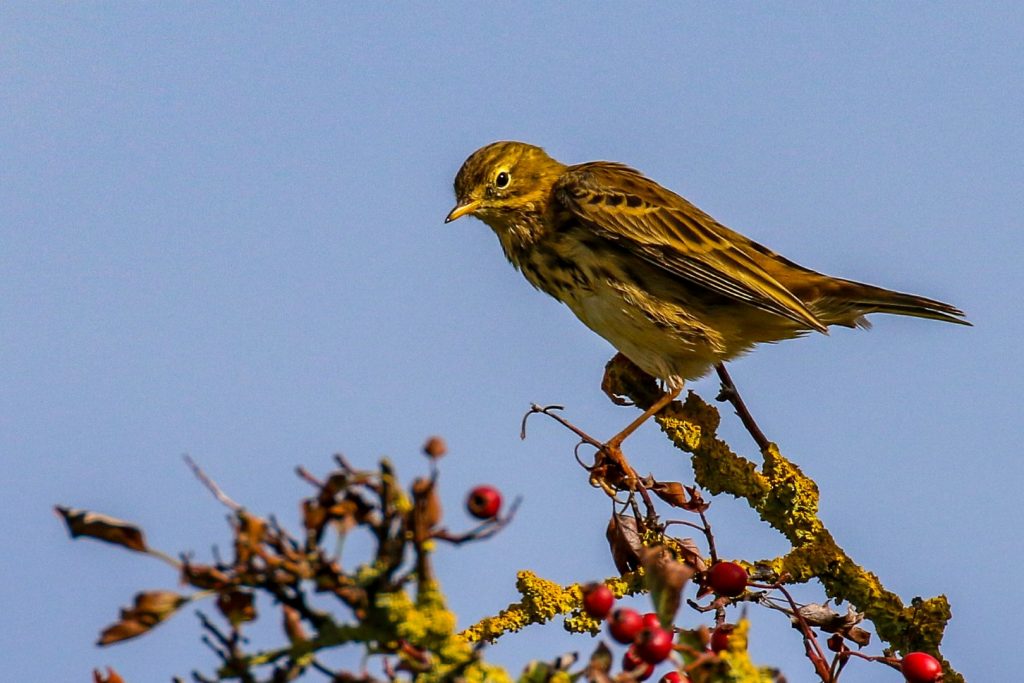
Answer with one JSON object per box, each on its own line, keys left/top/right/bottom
{"left": 555, "top": 162, "right": 828, "bottom": 333}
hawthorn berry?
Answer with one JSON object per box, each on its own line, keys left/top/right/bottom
{"left": 635, "top": 626, "right": 674, "bottom": 663}
{"left": 709, "top": 625, "right": 732, "bottom": 653}
{"left": 622, "top": 647, "right": 655, "bottom": 681}
{"left": 901, "top": 652, "right": 943, "bottom": 683}
{"left": 581, "top": 583, "right": 615, "bottom": 619}
{"left": 706, "top": 561, "right": 747, "bottom": 597}
{"left": 642, "top": 612, "right": 661, "bottom": 629}
{"left": 608, "top": 607, "right": 643, "bottom": 644}
{"left": 660, "top": 673, "right": 690, "bottom": 683}
{"left": 466, "top": 485, "right": 502, "bottom": 519}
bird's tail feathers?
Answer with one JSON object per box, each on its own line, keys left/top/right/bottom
{"left": 816, "top": 280, "right": 971, "bottom": 328}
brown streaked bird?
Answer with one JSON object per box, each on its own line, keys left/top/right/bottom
{"left": 446, "top": 141, "right": 969, "bottom": 439}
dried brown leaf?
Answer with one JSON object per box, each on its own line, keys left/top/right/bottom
{"left": 98, "top": 591, "right": 186, "bottom": 646}
{"left": 796, "top": 603, "right": 871, "bottom": 647}
{"left": 216, "top": 590, "right": 256, "bottom": 626}
{"left": 650, "top": 480, "right": 709, "bottom": 512}
{"left": 584, "top": 641, "right": 614, "bottom": 682}
{"left": 302, "top": 499, "right": 328, "bottom": 539}
{"left": 606, "top": 513, "right": 643, "bottom": 574}
{"left": 181, "top": 561, "right": 231, "bottom": 590}
{"left": 233, "top": 512, "right": 267, "bottom": 564}
{"left": 410, "top": 477, "right": 442, "bottom": 543}
{"left": 640, "top": 545, "right": 694, "bottom": 627}
{"left": 55, "top": 507, "right": 147, "bottom": 553}
{"left": 92, "top": 667, "right": 125, "bottom": 683}
{"left": 282, "top": 604, "right": 307, "bottom": 644}
{"left": 674, "top": 536, "right": 708, "bottom": 573}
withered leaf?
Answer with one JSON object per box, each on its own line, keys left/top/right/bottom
{"left": 606, "top": 513, "right": 643, "bottom": 574}
{"left": 302, "top": 499, "right": 328, "bottom": 539}
{"left": 181, "top": 561, "right": 231, "bottom": 590}
{"left": 282, "top": 604, "right": 307, "bottom": 644}
{"left": 216, "top": 590, "right": 256, "bottom": 626}
{"left": 410, "top": 477, "right": 442, "bottom": 544}
{"left": 649, "top": 481, "right": 710, "bottom": 513}
{"left": 795, "top": 603, "right": 871, "bottom": 647}
{"left": 92, "top": 667, "right": 125, "bottom": 683}
{"left": 550, "top": 651, "right": 579, "bottom": 671}
{"left": 585, "top": 641, "right": 614, "bottom": 679}
{"left": 233, "top": 512, "right": 267, "bottom": 564}
{"left": 639, "top": 545, "right": 694, "bottom": 627}
{"left": 98, "top": 620, "right": 150, "bottom": 646}
{"left": 55, "top": 507, "right": 147, "bottom": 553}
{"left": 98, "top": 591, "right": 187, "bottom": 646}
{"left": 329, "top": 491, "right": 375, "bottom": 535}
{"left": 674, "top": 536, "right": 708, "bottom": 573}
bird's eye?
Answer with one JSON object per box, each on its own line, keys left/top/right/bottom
{"left": 495, "top": 171, "right": 510, "bottom": 188}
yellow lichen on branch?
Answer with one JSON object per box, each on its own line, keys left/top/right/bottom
{"left": 461, "top": 571, "right": 645, "bottom": 643}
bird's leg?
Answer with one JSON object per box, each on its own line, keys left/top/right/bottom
{"left": 714, "top": 363, "right": 770, "bottom": 451}
{"left": 593, "top": 386, "right": 680, "bottom": 492}
{"left": 602, "top": 386, "right": 682, "bottom": 453}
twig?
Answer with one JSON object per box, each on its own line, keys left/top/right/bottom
{"left": 714, "top": 364, "right": 770, "bottom": 452}
{"left": 521, "top": 403, "right": 658, "bottom": 517}
{"left": 433, "top": 497, "right": 523, "bottom": 544}
{"left": 184, "top": 455, "right": 242, "bottom": 511}
{"left": 764, "top": 576, "right": 834, "bottom": 681}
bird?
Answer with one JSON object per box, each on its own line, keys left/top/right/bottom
{"left": 445, "top": 141, "right": 969, "bottom": 449}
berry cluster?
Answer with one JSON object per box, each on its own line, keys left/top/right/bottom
{"left": 582, "top": 584, "right": 686, "bottom": 682}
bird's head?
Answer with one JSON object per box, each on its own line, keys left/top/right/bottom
{"left": 445, "top": 141, "right": 567, "bottom": 227}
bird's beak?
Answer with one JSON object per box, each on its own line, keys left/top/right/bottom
{"left": 445, "top": 199, "right": 481, "bottom": 223}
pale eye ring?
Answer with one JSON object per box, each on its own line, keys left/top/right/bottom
{"left": 495, "top": 171, "right": 510, "bottom": 188}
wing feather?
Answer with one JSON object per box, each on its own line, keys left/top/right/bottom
{"left": 555, "top": 163, "right": 828, "bottom": 333}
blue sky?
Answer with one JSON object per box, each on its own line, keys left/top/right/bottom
{"left": 2, "top": 4, "right": 1021, "bottom": 681}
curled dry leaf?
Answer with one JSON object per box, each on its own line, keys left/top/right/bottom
{"left": 55, "top": 507, "right": 147, "bottom": 553}
{"left": 282, "top": 604, "right": 308, "bottom": 644}
{"left": 233, "top": 512, "right": 267, "bottom": 565}
{"left": 796, "top": 603, "right": 871, "bottom": 647}
{"left": 331, "top": 491, "right": 376, "bottom": 536}
{"left": 639, "top": 545, "right": 695, "bottom": 627}
{"left": 216, "top": 590, "right": 256, "bottom": 626}
{"left": 98, "top": 591, "right": 187, "bottom": 646}
{"left": 181, "top": 560, "right": 231, "bottom": 591}
{"left": 410, "top": 477, "right": 442, "bottom": 544}
{"left": 673, "top": 536, "right": 708, "bottom": 573}
{"left": 649, "top": 481, "right": 710, "bottom": 513}
{"left": 606, "top": 513, "right": 643, "bottom": 574}
{"left": 92, "top": 666, "right": 125, "bottom": 683}
{"left": 302, "top": 499, "right": 328, "bottom": 540}
{"left": 584, "top": 641, "right": 614, "bottom": 683}
{"left": 550, "top": 651, "right": 579, "bottom": 671}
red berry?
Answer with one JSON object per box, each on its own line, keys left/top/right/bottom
{"left": 466, "top": 485, "right": 502, "bottom": 519}
{"left": 622, "top": 647, "right": 654, "bottom": 680}
{"left": 642, "top": 612, "right": 661, "bottom": 629}
{"left": 706, "top": 562, "right": 747, "bottom": 597}
{"left": 660, "top": 673, "right": 689, "bottom": 683}
{"left": 901, "top": 652, "right": 943, "bottom": 682}
{"left": 635, "top": 626, "right": 674, "bottom": 663}
{"left": 581, "top": 583, "right": 615, "bottom": 619}
{"left": 709, "top": 625, "right": 731, "bottom": 653}
{"left": 608, "top": 607, "right": 643, "bottom": 644}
